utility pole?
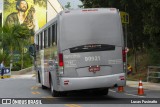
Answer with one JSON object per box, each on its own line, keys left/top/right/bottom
{"left": 125, "top": 5, "right": 128, "bottom": 66}
{"left": 120, "top": 5, "right": 129, "bottom": 75}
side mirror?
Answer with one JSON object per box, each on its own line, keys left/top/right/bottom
{"left": 29, "top": 44, "right": 36, "bottom": 57}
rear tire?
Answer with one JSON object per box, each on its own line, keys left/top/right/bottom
{"left": 37, "top": 72, "right": 41, "bottom": 83}
{"left": 42, "top": 85, "right": 47, "bottom": 89}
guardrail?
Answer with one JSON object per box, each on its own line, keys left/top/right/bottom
{"left": 147, "top": 66, "right": 160, "bottom": 82}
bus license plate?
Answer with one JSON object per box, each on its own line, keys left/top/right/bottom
{"left": 89, "top": 66, "right": 100, "bottom": 73}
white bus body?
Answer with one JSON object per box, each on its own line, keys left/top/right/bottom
{"left": 34, "top": 8, "right": 126, "bottom": 97}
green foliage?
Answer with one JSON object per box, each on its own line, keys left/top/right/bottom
{"left": 148, "top": 47, "right": 160, "bottom": 65}
{"left": 143, "top": 0, "right": 160, "bottom": 47}
{"left": 0, "top": 25, "right": 32, "bottom": 70}
{"left": 12, "top": 53, "right": 32, "bottom": 71}
{"left": 0, "top": 52, "right": 11, "bottom": 67}
{"left": 22, "top": 53, "right": 33, "bottom": 68}
{"left": 81, "top": 0, "right": 160, "bottom": 65}
{"left": 65, "top": 2, "right": 71, "bottom": 9}
{"left": 0, "top": 25, "right": 31, "bottom": 51}
{"left": 12, "top": 62, "right": 21, "bottom": 71}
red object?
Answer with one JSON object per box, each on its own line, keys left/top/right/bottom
{"left": 119, "top": 76, "right": 125, "bottom": 80}
{"left": 64, "top": 80, "right": 69, "bottom": 85}
{"left": 118, "top": 86, "right": 124, "bottom": 92}
{"left": 59, "top": 53, "right": 64, "bottom": 67}
{"left": 122, "top": 49, "right": 126, "bottom": 62}
{"left": 89, "top": 66, "right": 100, "bottom": 73}
{"left": 138, "top": 78, "right": 144, "bottom": 95}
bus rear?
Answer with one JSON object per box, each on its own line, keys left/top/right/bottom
{"left": 57, "top": 8, "right": 126, "bottom": 94}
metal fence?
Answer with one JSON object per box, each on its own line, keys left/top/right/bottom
{"left": 147, "top": 66, "right": 160, "bottom": 82}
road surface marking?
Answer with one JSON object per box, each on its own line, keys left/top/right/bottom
{"left": 109, "top": 89, "right": 116, "bottom": 93}
{"left": 125, "top": 89, "right": 150, "bottom": 93}
{"left": 32, "top": 92, "right": 41, "bottom": 95}
{"left": 31, "top": 86, "right": 39, "bottom": 90}
{"left": 41, "top": 96, "right": 54, "bottom": 102}
{"left": 110, "top": 89, "right": 146, "bottom": 98}
{"left": 124, "top": 93, "right": 145, "bottom": 97}
{"left": 65, "top": 104, "right": 81, "bottom": 107}
{"left": 42, "top": 96, "right": 54, "bottom": 98}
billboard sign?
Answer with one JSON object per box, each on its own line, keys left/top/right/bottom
{"left": 3, "top": 0, "right": 47, "bottom": 39}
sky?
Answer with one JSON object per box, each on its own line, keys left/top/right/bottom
{"left": 58, "top": 0, "right": 82, "bottom": 9}
{"left": 0, "top": 0, "right": 2, "bottom": 12}
{"left": 0, "top": 0, "right": 82, "bottom": 12}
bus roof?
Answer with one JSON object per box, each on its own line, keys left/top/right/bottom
{"left": 35, "top": 8, "right": 120, "bottom": 35}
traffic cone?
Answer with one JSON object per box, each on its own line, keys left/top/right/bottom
{"left": 138, "top": 78, "right": 144, "bottom": 95}
{"left": 117, "top": 86, "right": 124, "bottom": 92}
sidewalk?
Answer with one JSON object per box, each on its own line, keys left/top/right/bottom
{"left": 127, "top": 80, "right": 160, "bottom": 91}
{"left": 11, "top": 69, "right": 36, "bottom": 79}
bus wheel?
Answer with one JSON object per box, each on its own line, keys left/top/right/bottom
{"left": 42, "top": 85, "right": 47, "bottom": 89}
{"left": 38, "top": 72, "right": 41, "bottom": 83}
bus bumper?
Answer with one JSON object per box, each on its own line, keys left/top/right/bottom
{"left": 59, "top": 73, "right": 126, "bottom": 91}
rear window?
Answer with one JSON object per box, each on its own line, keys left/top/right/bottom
{"left": 70, "top": 44, "right": 115, "bottom": 53}
{"left": 60, "top": 12, "right": 123, "bottom": 51}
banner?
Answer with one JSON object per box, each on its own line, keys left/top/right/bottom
{"left": 0, "top": 98, "right": 160, "bottom": 104}
{"left": 3, "top": 0, "right": 47, "bottom": 36}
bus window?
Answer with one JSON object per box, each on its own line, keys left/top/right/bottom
{"left": 44, "top": 30, "right": 48, "bottom": 48}
{"left": 38, "top": 34, "right": 40, "bottom": 50}
{"left": 48, "top": 27, "right": 51, "bottom": 47}
{"left": 40, "top": 32, "right": 43, "bottom": 50}
{"left": 55, "top": 23, "right": 57, "bottom": 45}
{"left": 35, "top": 34, "right": 39, "bottom": 51}
{"left": 52, "top": 25, "right": 55, "bottom": 46}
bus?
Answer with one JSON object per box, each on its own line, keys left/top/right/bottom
{"left": 33, "top": 8, "right": 126, "bottom": 97}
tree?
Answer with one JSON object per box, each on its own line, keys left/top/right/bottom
{"left": 65, "top": 2, "right": 71, "bottom": 9}
{"left": 0, "top": 25, "right": 31, "bottom": 69}
{"left": 143, "top": 0, "right": 160, "bottom": 47}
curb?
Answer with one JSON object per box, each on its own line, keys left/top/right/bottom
{"left": 127, "top": 81, "right": 160, "bottom": 91}
{"left": 11, "top": 66, "right": 34, "bottom": 75}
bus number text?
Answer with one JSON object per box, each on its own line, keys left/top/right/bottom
{"left": 85, "top": 56, "right": 101, "bottom": 62}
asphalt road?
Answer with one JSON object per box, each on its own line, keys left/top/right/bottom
{"left": 0, "top": 74, "right": 160, "bottom": 107}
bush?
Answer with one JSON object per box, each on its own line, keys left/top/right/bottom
{"left": 0, "top": 52, "right": 11, "bottom": 67}
{"left": 23, "top": 53, "right": 33, "bottom": 68}
{"left": 11, "top": 53, "right": 33, "bottom": 71}
{"left": 148, "top": 47, "right": 160, "bottom": 65}
{"left": 12, "top": 62, "right": 21, "bottom": 71}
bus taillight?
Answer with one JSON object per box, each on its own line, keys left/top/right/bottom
{"left": 122, "top": 50, "right": 126, "bottom": 62}
{"left": 59, "top": 53, "right": 64, "bottom": 67}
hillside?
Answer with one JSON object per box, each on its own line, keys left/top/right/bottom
{"left": 127, "top": 51, "right": 160, "bottom": 83}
